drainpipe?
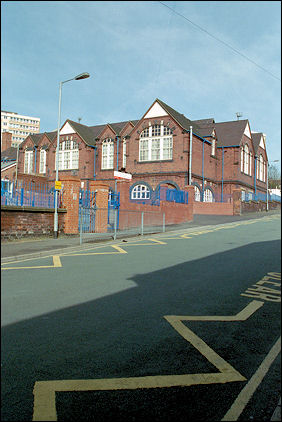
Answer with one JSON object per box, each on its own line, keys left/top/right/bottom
{"left": 221, "top": 147, "right": 224, "bottom": 202}
{"left": 254, "top": 156, "right": 257, "bottom": 197}
{"left": 202, "top": 138, "right": 205, "bottom": 201}
{"left": 34, "top": 146, "right": 37, "bottom": 173}
{"left": 94, "top": 146, "right": 97, "bottom": 180}
{"left": 89, "top": 144, "right": 97, "bottom": 180}
{"left": 15, "top": 145, "right": 19, "bottom": 187}
{"left": 189, "top": 126, "right": 193, "bottom": 185}
{"left": 115, "top": 136, "right": 120, "bottom": 193}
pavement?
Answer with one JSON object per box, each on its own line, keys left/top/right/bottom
{"left": 1, "top": 209, "right": 281, "bottom": 420}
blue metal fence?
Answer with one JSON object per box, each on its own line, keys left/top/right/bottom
{"left": 243, "top": 192, "right": 281, "bottom": 203}
{"left": 130, "top": 186, "right": 189, "bottom": 206}
{"left": 1, "top": 180, "right": 62, "bottom": 208}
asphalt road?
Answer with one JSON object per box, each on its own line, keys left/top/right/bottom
{"left": 1, "top": 214, "right": 281, "bottom": 421}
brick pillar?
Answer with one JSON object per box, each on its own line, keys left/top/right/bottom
{"left": 184, "top": 185, "right": 195, "bottom": 216}
{"left": 1, "top": 132, "right": 12, "bottom": 151}
{"left": 60, "top": 176, "right": 80, "bottom": 234}
{"left": 88, "top": 181, "right": 110, "bottom": 233}
{"left": 233, "top": 189, "right": 241, "bottom": 216}
{"left": 116, "top": 180, "right": 131, "bottom": 208}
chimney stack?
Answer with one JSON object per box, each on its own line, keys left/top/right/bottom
{"left": 1, "top": 132, "right": 13, "bottom": 152}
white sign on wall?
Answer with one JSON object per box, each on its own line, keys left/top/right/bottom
{"left": 114, "top": 171, "right": 132, "bottom": 180}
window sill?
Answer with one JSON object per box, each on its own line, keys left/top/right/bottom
{"left": 137, "top": 159, "right": 173, "bottom": 164}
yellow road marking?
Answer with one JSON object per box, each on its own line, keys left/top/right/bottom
{"left": 32, "top": 301, "right": 263, "bottom": 421}
{"left": 1, "top": 255, "right": 62, "bottom": 270}
{"left": 64, "top": 245, "right": 127, "bottom": 256}
{"left": 222, "top": 336, "right": 281, "bottom": 421}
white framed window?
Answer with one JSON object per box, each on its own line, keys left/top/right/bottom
{"left": 24, "top": 150, "right": 33, "bottom": 174}
{"left": 102, "top": 138, "right": 114, "bottom": 169}
{"left": 241, "top": 147, "right": 244, "bottom": 172}
{"left": 139, "top": 124, "right": 173, "bottom": 161}
{"left": 122, "top": 140, "right": 127, "bottom": 168}
{"left": 57, "top": 140, "right": 79, "bottom": 170}
{"left": 39, "top": 149, "right": 46, "bottom": 173}
{"left": 244, "top": 144, "right": 249, "bottom": 174}
{"left": 249, "top": 152, "right": 252, "bottom": 176}
{"left": 211, "top": 139, "right": 216, "bottom": 156}
{"left": 139, "top": 139, "right": 149, "bottom": 161}
{"left": 194, "top": 186, "right": 201, "bottom": 201}
{"left": 259, "top": 155, "right": 264, "bottom": 181}
{"left": 131, "top": 184, "right": 150, "bottom": 199}
{"left": 203, "top": 188, "right": 214, "bottom": 202}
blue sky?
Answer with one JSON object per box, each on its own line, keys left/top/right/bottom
{"left": 1, "top": 1, "right": 281, "bottom": 167}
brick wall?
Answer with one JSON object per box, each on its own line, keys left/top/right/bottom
{"left": 1, "top": 132, "right": 12, "bottom": 151}
{"left": 1, "top": 207, "right": 66, "bottom": 239}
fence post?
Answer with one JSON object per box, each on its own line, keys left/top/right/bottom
{"left": 163, "top": 212, "right": 165, "bottom": 232}
{"left": 20, "top": 188, "right": 24, "bottom": 206}
{"left": 79, "top": 209, "right": 83, "bottom": 245}
{"left": 113, "top": 208, "right": 117, "bottom": 240}
{"left": 141, "top": 211, "right": 144, "bottom": 235}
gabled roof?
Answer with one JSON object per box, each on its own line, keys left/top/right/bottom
{"left": 251, "top": 132, "right": 264, "bottom": 154}
{"left": 155, "top": 99, "right": 202, "bottom": 137}
{"left": 1, "top": 146, "right": 17, "bottom": 161}
{"left": 66, "top": 120, "right": 103, "bottom": 146}
{"left": 192, "top": 118, "right": 215, "bottom": 137}
{"left": 214, "top": 119, "right": 249, "bottom": 147}
{"left": 29, "top": 133, "right": 43, "bottom": 146}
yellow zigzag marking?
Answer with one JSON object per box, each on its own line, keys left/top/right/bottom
{"left": 32, "top": 300, "right": 263, "bottom": 421}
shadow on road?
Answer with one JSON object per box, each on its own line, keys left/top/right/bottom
{"left": 1, "top": 240, "right": 281, "bottom": 421}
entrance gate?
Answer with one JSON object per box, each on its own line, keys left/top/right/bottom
{"left": 79, "top": 189, "right": 120, "bottom": 234}
{"left": 108, "top": 191, "right": 120, "bottom": 232}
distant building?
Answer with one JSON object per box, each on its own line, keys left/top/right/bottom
{"left": 1, "top": 110, "right": 40, "bottom": 148}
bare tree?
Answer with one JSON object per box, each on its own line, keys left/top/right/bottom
{"left": 268, "top": 163, "right": 281, "bottom": 189}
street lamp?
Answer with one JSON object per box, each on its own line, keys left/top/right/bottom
{"left": 54, "top": 72, "right": 90, "bottom": 238}
{"left": 266, "top": 159, "right": 279, "bottom": 211}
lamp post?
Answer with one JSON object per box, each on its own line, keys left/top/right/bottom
{"left": 54, "top": 72, "right": 90, "bottom": 238}
{"left": 266, "top": 159, "right": 279, "bottom": 211}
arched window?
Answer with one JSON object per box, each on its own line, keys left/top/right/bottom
{"left": 39, "top": 149, "right": 46, "bottom": 174}
{"left": 102, "top": 138, "right": 114, "bottom": 169}
{"left": 139, "top": 124, "right": 173, "bottom": 161}
{"left": 194, "top": 185, "right": 201, "bottom": 202}
{"left": 203, "top": 188, "right": 214, "bottom": 202}
{"left": 259, "top": 155, "right": 264, "bottom": 181}
{"left": 58, "top": 138, "right": 79, "bottom": 170}
{"left": 241, "top": 147, "right": 244, "bottom": 172}
{"left": 244, "top": 144, "right": 249, "bottom": 174}
{"left": 122, "top": 139, "right": 127, "bottom": 168}
{"left": 131, "top": 184, "right": 150, "bottom": 200}
{"left": 24, "top": 149, "right": 33, "bottom": 174}
{"left": 249, "top": 152, "right": 252, "bottom": 176}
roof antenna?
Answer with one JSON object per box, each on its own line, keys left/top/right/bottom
{"left": 236, "top": 112, "right": 243, "bottom": 120}
{"left": 78, "top": 117, "right": 82, "bottom": 123}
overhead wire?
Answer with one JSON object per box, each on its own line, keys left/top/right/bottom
{"left": 158, "top": 1, "right": 281, "bottom": 82}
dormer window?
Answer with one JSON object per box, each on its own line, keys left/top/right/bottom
{"left": 139, "top": 123, "right": 173, "bottom": 162}
{"left": 57, "top": 140, "right": 79, "bottom": 170}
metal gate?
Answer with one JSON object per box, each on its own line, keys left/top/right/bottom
{"left": 79, "top": 189, "right": 96, "bottom": 233}
{"left": 108, "top": 191, "right": 120, "bottom": 232}
{"left": 79, "top": 189, "right": 120, "bottom": 234}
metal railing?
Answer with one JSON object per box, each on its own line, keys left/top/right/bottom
{"left": 79, "top": 208, "right": 166, "bottom": 244}
{"left": 130, "top": 186, "right": 188, "bottom": 206}
{"left": 242, "top": 192, "right": 281, "bottom": 203}
{"left": 1, "top": 181, "right": 62, "bottom": 208}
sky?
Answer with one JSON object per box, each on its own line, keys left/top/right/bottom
{"left": 1, "top": 1, "right": 281, "bottom": 168}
